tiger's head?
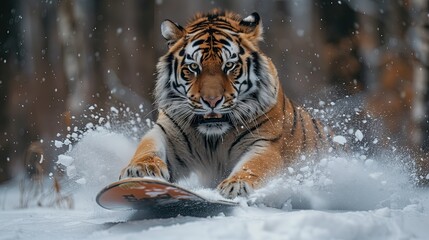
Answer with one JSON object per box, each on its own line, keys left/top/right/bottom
{"left": 155, "top": 10, "right": 279, "bottom": 136}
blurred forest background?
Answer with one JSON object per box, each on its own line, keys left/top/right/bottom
{"left": 1, "top": 0, "right": 429, "bottom": 184}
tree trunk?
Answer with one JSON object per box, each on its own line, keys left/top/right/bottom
{"left": 410, "top": 0, "right": 429, "bottom": 182}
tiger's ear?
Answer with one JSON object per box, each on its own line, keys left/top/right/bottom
{"left": 161, "top": 20, "right": 185, "bottom": 47}
{"left": 239, "top": 12, "right": 263, "bottom": 44}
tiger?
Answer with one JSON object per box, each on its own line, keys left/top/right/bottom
{"left": 119, "top": 10, "right": 332, "bottom": 199}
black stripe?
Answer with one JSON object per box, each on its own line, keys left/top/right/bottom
{"left": 282, "top": 95, "right": 287, "bottom": 116}
{"left": 163, "top": 111, "right": 193, "bottom": 155}
{"left": 172, "top": 59, "right": 179, "bottom": 83}
{"left": 219, "top": 39, "right": 231, "bottom": 47}
{"left": 192, "top": 39, "right": 205, "bottom": 47}
{"left": 180, "top": 69, "right": 188, "bottom": 81}
{"left": 204, "top": 137, "right": 220, "bottom": 151}
{"left": 207, "top": 13, "right": 220, "bottom": 21}
{"left": 219, "top": 30, "right": 234, "bottom": 41}
{"left": 239, "top": 46, "right": 245, "bottom": 55}
{"left": 239, "top": 57, "right": 253, "bottom": 94}
{"left": 251, "top": 52, "right": 261, "bottom": 77}
{"left": 290, "top": 101, "right": 298, "bottom": 135}
{"left": 175, "top": 154, "right": 187, "bottom": 167}
{"left": 166, "top": 158, "right": 174, "bottom": 182}
{"left": 157, "top": 123, "right": 174, "bottom": 180}
{"left": 190, "top": 23, "right": 236, "bottom": 34}
{"left": 179, "top": 48, "right": 185, "bottom": 56}
{"left": 248, "top": 135, "right": 282, "bottom": 147}
{"left": 190, "top": 30, "right": 206, "bottom": 40}
{"left": 172, "top": 80, "right": 186, "bottom": 95}
{"left": 222, "top": 45, "right": 232, "bottom": 56}
{"left": 251, "top": 52, "right": 271, "bottom": 91}
{"left": 164, "top": 81, "right": 171, "bottom": 90}
{"left": 232, "top": 135, "right": 283, "bottom": 170}
{"left": 156, "top": 123, "right": 167, "bottom": 135}
{"left": 166, "top": 91, "right": 178, "bottom": 99}
{"left": 300, "top": 112, "right": 307, "bottom": 151}
{"left": 228, "top": 118, "right": 270, "bottom": 156}
{"left": 232, "top": 83, "right": 239, "bottom": 92}
{"left": 235, "top": 65, "right": 244, "bottom": 79}
{"left": 194, "top": 147, "right": 203, "bottom": 162}
{"left": 164, "top": 53, "right": 174, "bottom": 82}
{"left": 312, "top": 118, "right": 323, "bottom": 142}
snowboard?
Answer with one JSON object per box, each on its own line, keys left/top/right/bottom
{"left": 96, "top": 178, "right": 238, "bottom": 217}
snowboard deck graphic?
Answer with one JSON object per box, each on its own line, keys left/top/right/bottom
{"left": 96, "top": 178, "right": 238, "bottom": 217}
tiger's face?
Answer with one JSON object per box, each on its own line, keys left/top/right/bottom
{"left": 155, "top": 11, "right": 278, "bottom": 136}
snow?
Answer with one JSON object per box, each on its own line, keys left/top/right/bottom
{"left": 333, "top": 135, "right": 347, "bottom": 145}
{"left": 355, "top": 129, "right": 364, "bottom": 141}
{"left": 57, "top": 154, "right": 74, "bottom": 167}
{"left": 54, "top": 140, "right": 64, "bottom": 148}
{"left": 1, "top": 193, "right": 429, "bottom": 240}
{"left": 1, "top": 109, "right": 429, "bottom": 240}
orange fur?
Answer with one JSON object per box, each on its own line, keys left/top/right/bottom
{"left": 120, "top": 137, "right": 169, "bottom": 180}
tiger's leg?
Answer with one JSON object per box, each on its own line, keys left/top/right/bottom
{"left": 119, "top": 126, "right": 170, "bottom": 180}
{"left": 217, "top": 143, "right": 283, "bottom": 199}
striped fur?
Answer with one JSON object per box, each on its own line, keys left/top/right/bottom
{"left": 120, "top": 10, "right": 332, "bottom": 198}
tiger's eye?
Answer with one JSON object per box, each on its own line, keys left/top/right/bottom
{"left": 225, "top": 62, "right": 234, "bottom": 68}
{"left": 189, "top": 63, "right": 199, "bottom": 71}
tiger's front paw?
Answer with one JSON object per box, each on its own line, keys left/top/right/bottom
{"left": 119, "top": 155, "right": 170, "bottom": 181}
{"left": 217, "top": 174, "right": 255, "bottom": 199}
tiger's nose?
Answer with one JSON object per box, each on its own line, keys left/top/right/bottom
{"left": 202, "top": 95, "right": 223, "bottom": 108}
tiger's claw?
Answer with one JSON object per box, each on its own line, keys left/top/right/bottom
{"left": 119, "top": 155, "right": 170, "bottom": 181}
{"left": 217, "top": 174, "right": 255, "bottom": 199}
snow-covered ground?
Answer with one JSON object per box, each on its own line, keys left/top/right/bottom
{"left": 1, "top": 175, "right": 429, "bottom": 240}
{"left": 1, "top": 107, "right": 429, "bottom": 240}
{"left": 1, "top": 199, "right": 429, "bottom": 240}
